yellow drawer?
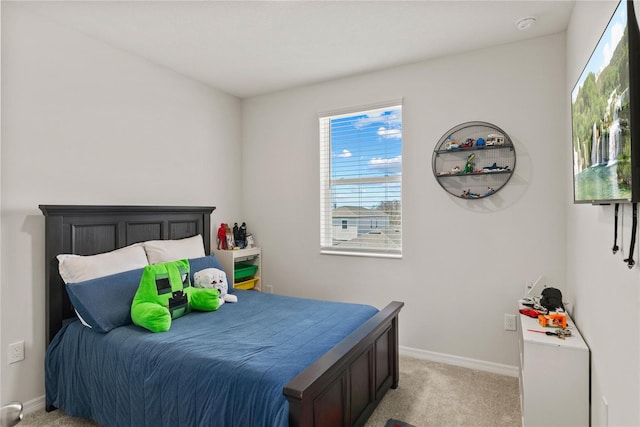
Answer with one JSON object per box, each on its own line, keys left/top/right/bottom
{"left": 234, "top": 277, "right": 259, "bottom": 290}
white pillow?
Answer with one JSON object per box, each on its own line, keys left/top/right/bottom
{"left": 143, "top": 235, "right": 205, "bottom": 264}
{"left": 57, "top": 244, "right": 148, "bottom": 283}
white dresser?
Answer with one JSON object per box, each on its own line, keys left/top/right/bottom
{"left": 517, "top": 302, "right": 589, "bottom": 426}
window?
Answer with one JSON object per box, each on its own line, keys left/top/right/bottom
{"left": 319, "top": 100, "right": 402, "bottom": 257}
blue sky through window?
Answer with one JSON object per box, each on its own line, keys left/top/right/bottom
{"left": 330, "top": 106, "right": 402, "bottom": 209}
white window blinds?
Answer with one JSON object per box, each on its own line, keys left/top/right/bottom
{"left": 319, "top": 100, "right": 402, "bottom": 257}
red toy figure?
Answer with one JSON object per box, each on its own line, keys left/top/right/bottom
{"left": 217, "top": 223, "right": 227, "bottom": 250}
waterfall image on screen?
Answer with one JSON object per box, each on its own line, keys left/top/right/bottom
{"left": 572, "top": 1, "right": 631, "bottom": 203}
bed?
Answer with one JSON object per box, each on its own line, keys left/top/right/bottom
{"left": 40, "top": 205, "right": 404, "bottom": 427}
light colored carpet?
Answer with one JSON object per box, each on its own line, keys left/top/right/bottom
{"left": 21, "top": 356, "right": 520, "bottom": 427}
{"left": 364, "top": 356, "right": 520, "bottom": 427}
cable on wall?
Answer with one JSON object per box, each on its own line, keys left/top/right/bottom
{"left": 624, "top": 203, "right": 637, "bottom": 269}
{"left": 613, "top": 203, "right": 620, "bottom": 254}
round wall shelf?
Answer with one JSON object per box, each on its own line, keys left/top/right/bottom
{"left": 432, "top": 121, "right": 516, "bottom": 199}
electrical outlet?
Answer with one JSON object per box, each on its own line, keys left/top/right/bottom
{"left": 8, "top": 341, "right": 24, "bottom": 364}
{"left": 264, "top": 285, "right": 274, "bottom": 294}
{"left": 504, "top": 314, "right": 517, "bottom": 331}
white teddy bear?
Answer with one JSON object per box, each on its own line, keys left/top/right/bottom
{"left": 193, "top": 268, "right": 238, "bottom": 306}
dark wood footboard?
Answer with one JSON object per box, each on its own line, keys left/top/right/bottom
{"left": 284, "top": 301, "right": 404, "bottom": 427}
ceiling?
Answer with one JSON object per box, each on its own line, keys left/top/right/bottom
{"left": 14, "top": 1, "right": 576, "bottom": 98}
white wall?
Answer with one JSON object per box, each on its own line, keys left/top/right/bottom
{"left": 0, "top": 4, "right": 243, "bottom": 405}
{"left": 0, "top": 1, "right": 3, "bottom": 409}
{"left": 242, "top": 33, "right": 567, "bottom": 369}
{"left": 566, "top": 2, "right": 640, "bottom": 426}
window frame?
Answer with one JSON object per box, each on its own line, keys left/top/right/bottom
{"left": 319, "top": 99, "right": 403, "bottom": 258}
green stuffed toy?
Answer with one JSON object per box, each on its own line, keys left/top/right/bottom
{"left": 131, "top": 259, "right": 219, "bottom": 332}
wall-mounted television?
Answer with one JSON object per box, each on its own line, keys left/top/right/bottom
{"left": 571, "top": 0, "right": 640, "bottom": 204}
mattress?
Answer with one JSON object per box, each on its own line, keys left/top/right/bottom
{"left": 46, "top": 290, "right": 378, "bottom": 427}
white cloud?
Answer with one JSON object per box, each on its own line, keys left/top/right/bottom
{"left": 377, "top": 126, "right": 402, "bottom": 139}
{"left": 369, "top": 155, "right": 402, "bottom": 169}
{"left": 335, "top": 149, "right": 352, "bottom": 158}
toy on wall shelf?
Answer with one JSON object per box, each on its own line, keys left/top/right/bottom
{"left": 436, "top": 165, "right": 465, "bottom": 176}
{"left": 463, "top": 153, "right": 475, "bottom": 173}
{"left": 461, "top": 189, "right": 481, "bottom": 199}
{"left": 460, "top": 138, "right": 474, "bottom": 149}
{"left": 476, "top": 137, "right": 486, "bottom": 148}
{"left": 485, "top": 187, "right": 496, "bottom": 196}
{"left": 486, "top": 133, "right": 505, "bottom": 146}
{"left": 482, "top": 162, "right": 511, "bottom": 172}
{"left": 445, "top": 135, "right": 459, "bottom": 150}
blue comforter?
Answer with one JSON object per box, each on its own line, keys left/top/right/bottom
{"left": 46, "top": 290, "right": 378, "bottom": 427}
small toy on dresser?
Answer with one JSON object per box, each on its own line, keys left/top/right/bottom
{"left": 218, "top": 222, "right": 252, "bottom": 249}
{"left": 216, "top": 222, "right": 236, "bottom": 249}
{"left": 217, "top": 223, "right": 229, "bottom": 250}
{"left": 538, "top": 312, "right": 567, "bottom": 328}
{"left": 233, "top": 222, "right": 248, "bottom": 248}
{"left": 194, "top": 268, "right": 238, "bottom": 305}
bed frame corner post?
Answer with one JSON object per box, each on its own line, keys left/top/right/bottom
{"left": 41, "top": 208, "right": 64, "bottom": 346}
{"left": 391, "top": 311, "right": 400, "bottom": 389}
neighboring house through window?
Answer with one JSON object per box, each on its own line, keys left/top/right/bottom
{"left": 319, "top": 100, "right": 402, "bottom": 257}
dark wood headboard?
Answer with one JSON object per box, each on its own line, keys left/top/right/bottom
{"left": 39, "top": 205, "right": 215, "bottom": 345}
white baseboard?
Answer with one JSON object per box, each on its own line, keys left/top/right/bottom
{"left": 21, "top": 395, "right": 45, "bottom": 415}
{"left": 399, "top": 345, "right": 519, "bottom": 377}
